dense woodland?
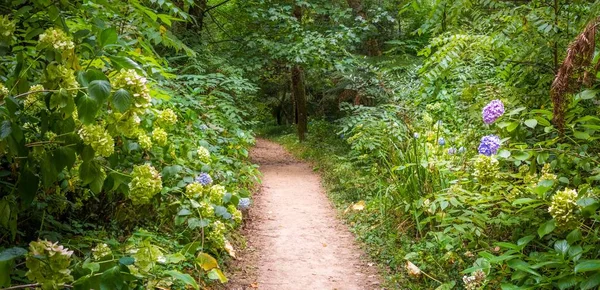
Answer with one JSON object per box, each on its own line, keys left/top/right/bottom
{"left": 1, "top": 0, "right": 600, "bottom": 289}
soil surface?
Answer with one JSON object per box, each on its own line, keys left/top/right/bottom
{"left": 228, "top": 138, "right": 381, "bottom": 290}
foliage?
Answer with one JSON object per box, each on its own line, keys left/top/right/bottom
{"left": 0, "top": 0, "right": 258, "bottom": 288}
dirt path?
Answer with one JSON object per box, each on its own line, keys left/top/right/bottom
{"left": 229, "top": 139, "right": 381, "bottom": 290}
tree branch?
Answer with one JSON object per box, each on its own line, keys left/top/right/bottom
{"left": 203, "top": 0, "right": 232, "bottom": 14}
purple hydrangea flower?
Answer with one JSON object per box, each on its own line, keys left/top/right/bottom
{"left": 238, "top": 198, "right": 251, "bottom": 210}
{"left": 195, "top": 173, "right": 213, "bottom": 186}
{"left": 478, "top": 135, "right": 501, "bottom": 156}
{"left": 448, "top": 147, "right": 457, "bottom": 155}
{"left": 438, "top": 137, "right": 446, "bottom": 146}
{"left": 482, "top": 100, "right": 505, "bottom": 124}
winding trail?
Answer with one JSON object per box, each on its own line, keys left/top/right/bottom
{"left": 229, "top": 139, "right": 381, "bottom": 290}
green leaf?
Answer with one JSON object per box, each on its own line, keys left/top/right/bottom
{"left": 524, "top": 119, "right": 537, "bottom": 128}
{"left": 575, "top": 260, "right": 600, "bottom": 273}
{"left": 109, "top": 55, "right": 141, "bottom": 70}
{"left": 165, "top": 270, "right": 199, "bottom": 290}
{"left": 507, "top": 259, "right": 541, "bottom": 277}
{"left": 573, "top": 131, "right": 590, "bottom": 140}
{"left": 41, "top": 152, "right": 58, "bottom": 187}
{"left": 207, "top": 268, "right": 228, "bottom": 283}
{"left": 53, "top": 147, "right": 76, "bottom": 172}
{"left": 554, "top": 240, "right": 569, "bottom": 256}
{"left": 507, "top": 122, "right": 519, "bottom": 132}
{"left": 0, "top": 247, "right": 27, "bottom": 287}
{"left": 0, "top": 120, "right": 11, "bottom": 140}
{"left": 567, "top": 229, "right": 582, "bottom": 244}
{"left": 88, "top": 80, "right": 111, "bottom": 104}
{"left": 580, "top": 273, "right": 600, "bottom": 290}
{"left": 100, "top": 266, "right": 127, "bottom": 290}
{"left": 557, "top": 276, "right": 579, "bottom": 290}
{"left": 99, "top": 27, "right": 118, "bottom": 47}
{"left": 111, "top": 89, "right": 131, "bottom": 112}
{"left": 76, "top": 94, "right": 100, "bottom": 125}
{"left": 118, "top": 257, "right": 135, "bottom": 266}
{"left": 576, "top": 89, "right": 598, "bottom": 100}
{"left": 79, "top": 161, "right": 103, "bottom": 186}
{"left": 513, "top": 151, "right": 530, "bottom": 161}
{"left": 538, "top": 219, "right": 556, "bottom": 238}
{"left": 18, "top": 168, "right": 39, "bottom": 206}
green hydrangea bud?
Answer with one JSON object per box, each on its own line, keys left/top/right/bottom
{"left": 473, "top": 155, "right": 499, "bottom": 184}
{"left": 185, "top": 182, "right": 204, "bottom": 198}
{"left": 0, "top": 83, "right": 9, "bottom": 100}
{"left": 42, "top": 64, "right": 78, "bottom": 94}
{"left": 138, "top": 133, "right": 152, "bottom": 150}
{"left": 0, "top": 15, "right": 16, "bottom": 42}
{"left": 208, "top": 184, "right": 226, "bottom": 204}
{"left": 199, "top": 200, "right": 215, "bottom": 218}
{"left": 132, "top": 240, "right": 163, "bottom": 273}
{"left": 38, "top": 28, "right": 74, "bottom": 52}
{"left": 207, "top": 221, "right": 226, "bottom": 249}
{"left": 169, "top": 147, "right": 177, "bottom": 159}
{"left": 157, "top": 108, "right": 177, "bottom": 127}
{"left": 228, "top": 205, "right": 242, "bottom": 225}
{"left": 25, "top": 84, "right": 46, "bottom": 114}
{"left": 540, "top": 163, "right": 557, "bottom": 182}
{"left": 78, "top": 124, "right": 114, "bottom": 157}
{"left": 128, "top": 164, "right": 162, "bottom": 205}
{"left": 26, "top": 240, "right": 74, "bottom": 290}
{"left": 549, "top": 188, "right": 579, "bottom": 228}
{"left": 92, "top": 243, "right": 112, "bottom": 260}
{"left": 152, "top": 127, "right": 168, "bottom": 147}
{"left": 197, "top": 146, "right": 210, "bottom": 163}
{"left": 113, "top": 69, "right": 151, "bottom": 108}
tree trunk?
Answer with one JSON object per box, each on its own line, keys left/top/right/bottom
{"left": 291, "top": 3, "right": 307, "bottom": 141}
{"left": 291, "top": 65, "right": 307, "bottom": 141}
{"left": 188, "top": 0, "right": 208, "bottom": 31}
{"left": 346, "top": 0, "right": 381, "bottom": 56}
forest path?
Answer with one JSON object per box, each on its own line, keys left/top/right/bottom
{"left": 228, "top": 138, "right": 381, "bottom": 290}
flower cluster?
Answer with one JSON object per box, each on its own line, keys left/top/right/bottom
{"left": 39, "top": 28, "right": 75, "bottom": 52}
{"left": 185, "top": 182, "right": 204, "bottom": 198}
{"left": 228, "top": 205, "right": 243, "bottom": 225}
{"left": 138, "top": 134, "right": 152, "bottom": 150}
{"left": 43, "top": 64, "right": 78, "bottom": 93}
{"left": 152, "top": 127, "right": 168, "bottom": 147}
{"left": 157, "top": 108, "right": 177, "bottom": 126}
{"left": 463, "top": 270, "right": 486, "bottom": 290}
{"left": 207, "top": 221, "right": 226, "bottom": 249}
{"left": 0, "top": 15, "right": 16, "bottom": 41}
{"left": 78, "top": 124, "right": 114, "bottom": 157}
{"left": 448, "top": 147, "right": 457, "bottom": 155}
{"left": 208, "top": 184, "right": 226, "bottom": 204}
{"left": 128, "top": 164, "right": 162, "bottom": 205}
{"left": 0, "top": 83, "right": 9, "bottom": 99}
{"left": 112, "top": 69, "right": 151, "bottom": 108}
{"left": 26, "top": 240, "right": 74, "bottom": 289}
{"left": 25, "top": 85, "right": 46, "bottom": 113}
{"left": 199, "top": 201, "right": 214, "bottom": 218}
{"left": 196, "top": 173, "right": 213, "bottom": 186}
{"left": 548, "top": 188, "right": 579, "bottom": 228}
{"left": 197, "top": 146, "right": 211, "bottom": 163}
{"left": 539, "top": 163, "right": 557, "bottom": 183}
{"left": 92, "top": 243, "right": 112, "bottom": 260}
{"left": 478, "top": 135, "right": 500, "bottom": 156}
{"left": 482, "top": 99, "right": 505, "bottom": 124}
{"left": 473, "top": 155, "right": 499, "bottom": 184}
{"left": 438, "top": 137, "right": 446, "bottom": 146}
{"left": 238, "top": 197, "right": 251, "bottom": 210}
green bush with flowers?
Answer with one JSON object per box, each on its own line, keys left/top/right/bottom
{"left": 0, "top": 1, "right": 258, "bottom": 289}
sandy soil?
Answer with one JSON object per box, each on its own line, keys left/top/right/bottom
{"left": 227, "top": 139, "right": 381, "bottom": 290}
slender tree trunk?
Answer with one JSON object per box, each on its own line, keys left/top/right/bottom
{"left": 188, "top": 0, "right": 208, "bottom": 31}
{"left": 346, "top": 0, "right": 381, "bottom": 56}
{"left": 291, "top": 4, "right": 308, "bottom": 141}
{"left": 291, "top": 66, "right": 307, "bottom": 141}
